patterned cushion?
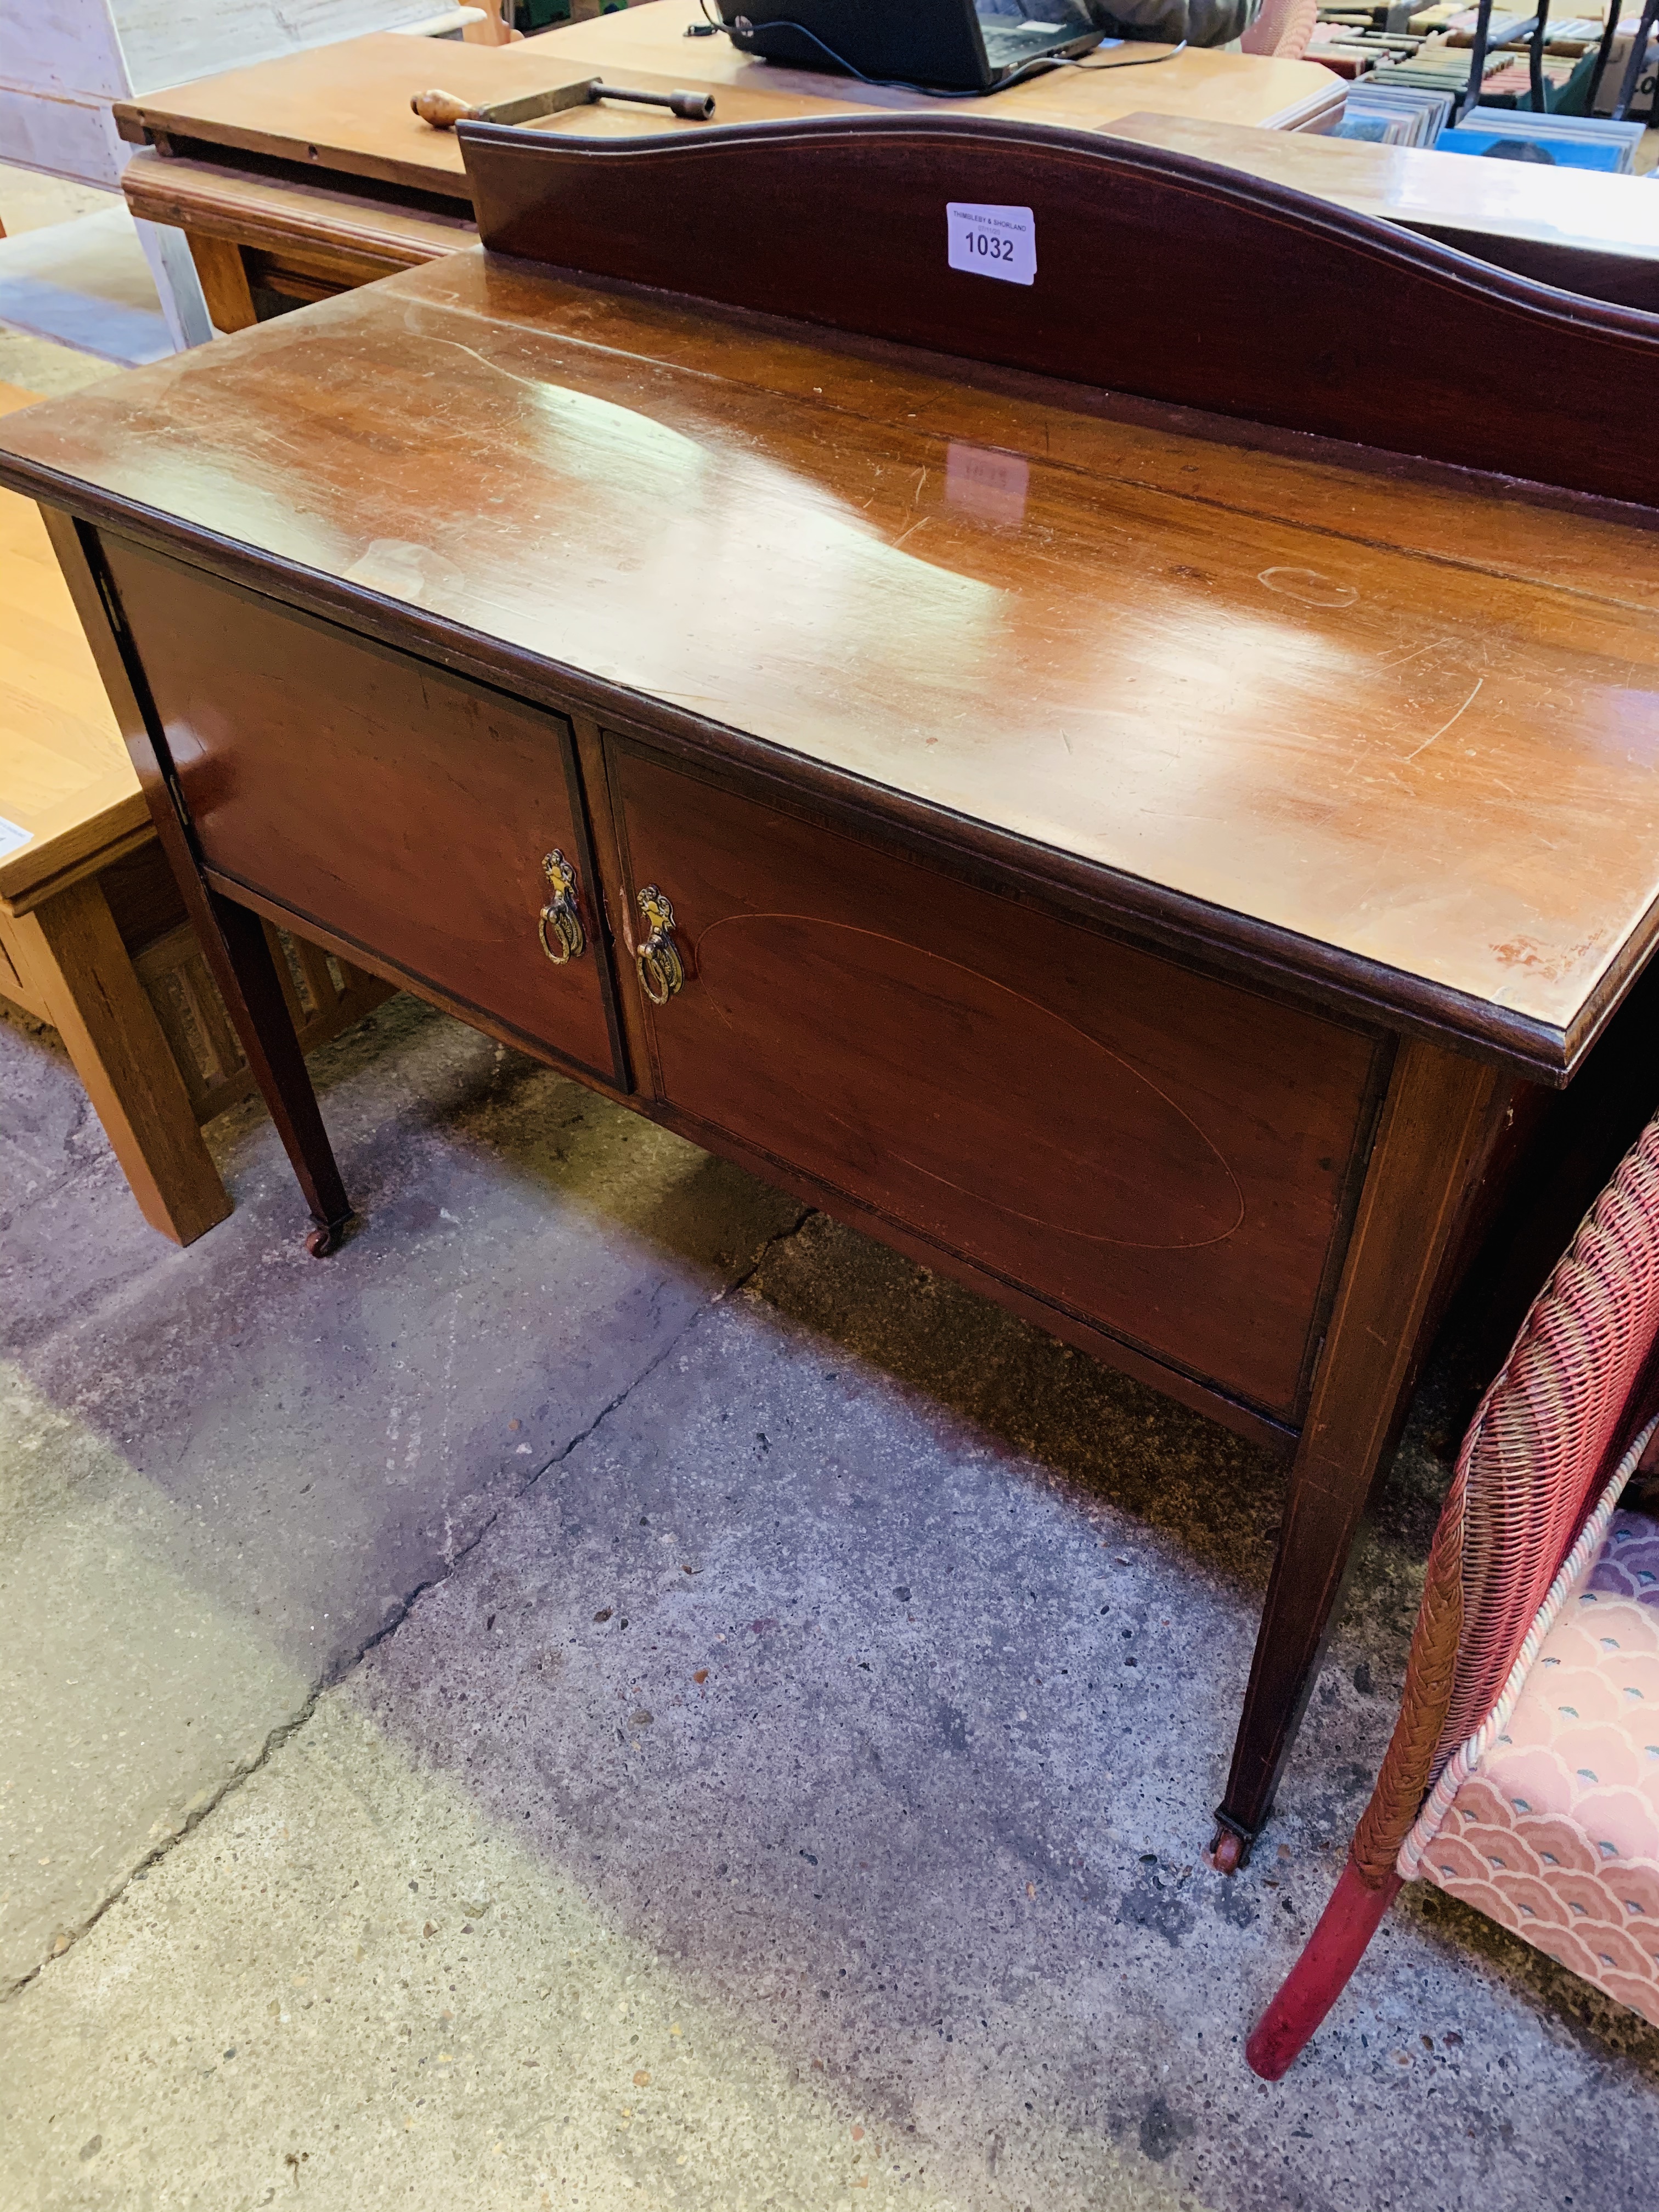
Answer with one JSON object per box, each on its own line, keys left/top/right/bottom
{"left": 1415, "top": 1509, "right": 1659, "bottom": 2028}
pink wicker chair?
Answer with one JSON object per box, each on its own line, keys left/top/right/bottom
{"left": 1249, "top": 1115, "right": 1659, "bottom": 2078}
{"left": 1241, "top": 0, "right": 1321, "bottom": 57}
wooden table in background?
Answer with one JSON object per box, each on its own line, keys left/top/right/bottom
{"left": 546, "top": 0, "right": 1347, "bottom": 129}
{"left": 114, "top": 10, "right": 1345, "bottom": 332}
{"left": 116, "top": 34, "right": 868, "bottom": 329}
{"left": 1114, "top": 110, "right": 1659, "bottom": 312}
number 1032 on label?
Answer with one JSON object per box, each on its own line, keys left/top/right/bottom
{"left": 946, "top": 203, "right": 1037, "bottom": 287}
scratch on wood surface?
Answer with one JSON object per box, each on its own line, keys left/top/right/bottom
{"left": 890, "top": 519, "right": 927, "bottom": 552}
{"left": 420, "top": 334, "right": 561, "bottom": 397}
{"left": 416, "top": 313, "right": 728, "bottom": 390}
{"left": 1378, "top": 639, "right": 1447, "bottom": 672}
{"left": 1403, "top": 676, "right": 1482, "bottom": 764}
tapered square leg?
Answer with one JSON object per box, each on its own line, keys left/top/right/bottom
{"left": 202, "top": 890, "right": 354, "bottom": 1250}
{"left": 1211, "top": 1039, "right": 1505, "bottom": 1867}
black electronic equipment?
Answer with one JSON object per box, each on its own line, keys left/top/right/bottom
{"left": 717, "top": 0, "right": 1104, "bottom": 93}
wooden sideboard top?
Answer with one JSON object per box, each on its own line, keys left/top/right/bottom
{"left": 3, "top": 250, "right": 1655, "bottom": 1071}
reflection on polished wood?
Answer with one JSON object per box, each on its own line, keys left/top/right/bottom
{"left": 9, "top": 121, "right": 1658, "bottom": 1866}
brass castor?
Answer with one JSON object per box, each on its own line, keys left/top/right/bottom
{"left": 1208, "top": 1823, "right": 1247, "bottom": 1876}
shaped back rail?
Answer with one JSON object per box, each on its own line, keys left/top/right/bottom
{"left": 459, "top": 114, "right": 1659, "bottom": 507}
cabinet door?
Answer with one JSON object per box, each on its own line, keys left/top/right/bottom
{"left": 611, "top": 741, "right": 1384, "bottom": 1423}
{"left": 101, "top": 538, "right": 625, "bottom": 1088}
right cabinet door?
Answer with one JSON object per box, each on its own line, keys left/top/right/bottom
{"left": 610, "top": 741, "right": 1385, "bottom": 1427}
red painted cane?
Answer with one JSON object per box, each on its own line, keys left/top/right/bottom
{"left": 1246, "top": 1861, "right": 1403, "bottom": 2080}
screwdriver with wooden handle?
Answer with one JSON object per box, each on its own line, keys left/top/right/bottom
{"left": 411, "top": 78, "right": 716, "bottom": 128}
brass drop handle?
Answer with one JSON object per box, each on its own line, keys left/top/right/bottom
{"left": 635, "top": 885, "right": 685, "bottom": 1006}
{"left": 537, "top": 849, "right": 586, "bottom": 964}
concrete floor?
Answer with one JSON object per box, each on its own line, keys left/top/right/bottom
{"left": 4, "top": 988, "right": 1659, "bottom": 2211}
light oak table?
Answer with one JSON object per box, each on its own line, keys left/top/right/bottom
{"left": 0, "top": 383, "right": 390, "bottom": 1244}
{"left": 116, "top": 36, "right": 868, "bottom": 330}
{"left": 112, "top": 13, "right": 1344, "bottom": 331}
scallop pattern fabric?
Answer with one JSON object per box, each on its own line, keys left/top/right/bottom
{"left": 1417, "top": 1508, "right": 1659, "bottom": 2028}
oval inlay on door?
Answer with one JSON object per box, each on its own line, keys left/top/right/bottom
{"left": 695, "top": 913, "right": 1245, "bottom": 1252}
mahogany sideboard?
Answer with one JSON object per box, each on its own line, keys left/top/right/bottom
{"left": 7, "top": 118, "right": 1658, "bottom": 1866}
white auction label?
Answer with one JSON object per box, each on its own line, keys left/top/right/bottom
{"left": 946, "top": 202, "right": 1036, "bottom": 287}
{"left": 0, "top": 815, "right": 32, "bottom": 859}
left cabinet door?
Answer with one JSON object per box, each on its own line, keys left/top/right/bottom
{"left": 99, "top": 536, "right": 626, "bottom": 1090}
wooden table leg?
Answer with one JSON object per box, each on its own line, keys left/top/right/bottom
{"left": 12, "top": 873, "right": 232, "bottom": 1246}
{"left": 198, "top": 889, "right": 356, "bottom": 1254}
{"left": 184, "top": 232, "right": 259, "bottom": 335}
{"left": 1210, "top": 1037, "right": 1505, "bottom": 1868}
